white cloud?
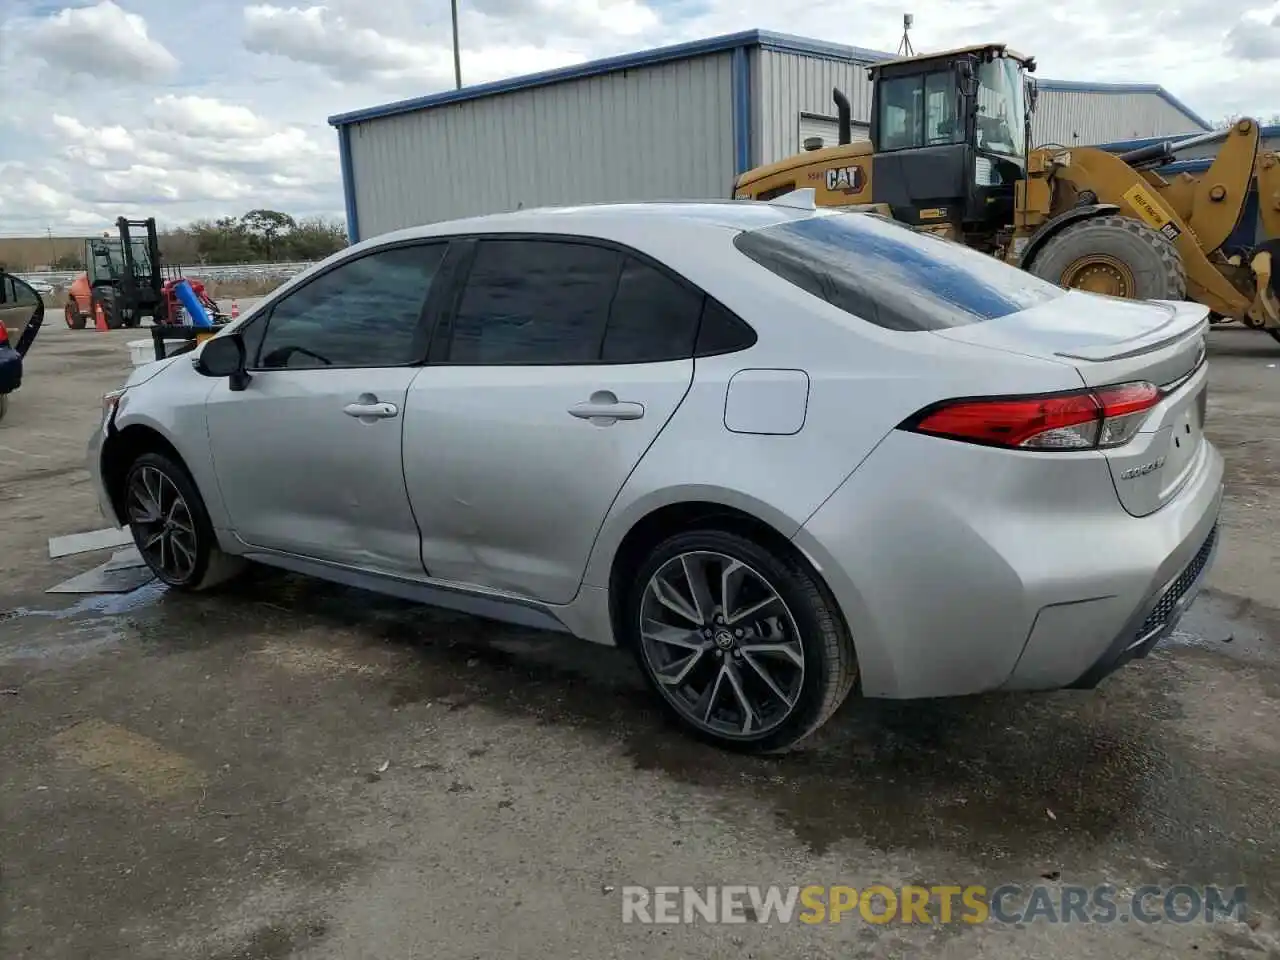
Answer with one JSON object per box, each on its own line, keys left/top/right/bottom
{"left": 243, "top": 5, "right": 455, "bottom": 83}
{"left": 27, "top": 1, "right": 178, "bottom": 82}
{"left": 1225, "top": 4, "right": 1280, "bottom": 60}
{"left": 241, "top": 2, "right": 643, "bottom": 85}
{"left": 3, "top": 0, "right": 1278, "bottom": 238}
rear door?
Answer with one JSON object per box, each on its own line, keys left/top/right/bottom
{"left": 402, "top": 236, "right": 700, "bottom": 604}
{"left": 205, "top": 242, "right": 448, "bottom": 576}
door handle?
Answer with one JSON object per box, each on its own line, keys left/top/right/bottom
{"left": 344, "top": 400, "right": 399, "bottom": 420}
{"left": 568, "top": 391, "right": 645, "bottom": 422}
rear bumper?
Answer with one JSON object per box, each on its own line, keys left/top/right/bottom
{"left": 791, "top": 428, "right": 1224, "bottom": 700}
{"left": 1069, "top": 521, "right": 1219, "bottom": 688}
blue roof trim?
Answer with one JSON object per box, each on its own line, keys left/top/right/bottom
{"left": 327, "top": 29, "right": 889, "bottom": 128}
{"left": 752, "top": 29, "right": 893, "bottom": 64}
{"left": 329, "top": 30, "right": 761, "bottom": 127}
{"left": 1096, "top": 124, "right": 1280, "bottom": 152}
{"left": 338, "top": 125, "right": 360, "bottom": 243}
{"left": 1036, "top": 79, "right": 1212, "bottom": 131}
{"left": 326, "top": 28, "right": 1210, "bottom": 136}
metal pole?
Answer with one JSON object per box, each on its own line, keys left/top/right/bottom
{"left": 451, "top": 0, "right": 462, "bottom": 89}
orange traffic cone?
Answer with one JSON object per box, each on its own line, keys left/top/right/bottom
{"left": 231, "top": 300, "right": 240, "bottom": 319}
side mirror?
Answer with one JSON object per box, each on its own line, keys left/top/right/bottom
{"left": 194, "top": 333, "right": 251, "bottom": 391}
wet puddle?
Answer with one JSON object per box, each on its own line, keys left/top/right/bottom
{"left": 2, "top": 571, "right": 1278, "bottom": 908}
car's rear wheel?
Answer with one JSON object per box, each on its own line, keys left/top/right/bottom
{"left": 123, "top": 451, "right": 245, "bottom": 591}
{"left": 625, "top": 529, "right": 857, "bottom": 754}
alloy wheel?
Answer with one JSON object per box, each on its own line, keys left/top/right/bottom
{"left": 638, "top": 550, "right": 805, "bottom": 739}
{"left": 127, "top": 465, "right": 199, "bottom": 583}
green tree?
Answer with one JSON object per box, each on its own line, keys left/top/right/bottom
{"left": 240, "top": 209, "right": 297, "bottom": 261}
{"left": 280, "top": 217, "right": 347, "bottom": 261}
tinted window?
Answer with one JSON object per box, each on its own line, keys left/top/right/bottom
{"left": 878, "top": 72, "right": 959, "bottom": 150}
{"left": 237, "top": 312, "right": 268, "bottom": 368}
{"left": 601, "top": 257, "right": 703, "bottom": 363}
{"left": 696, "top": 299, "right": 757, "bottom": 355}
{"left": 255, "top": 244, "right": 445, "bottom": 369}
{"left": 734, "top": 212, "right": 1064, "bottom": 331}
{"left": 450, "top": 240, "right": 620, "bottom": 364}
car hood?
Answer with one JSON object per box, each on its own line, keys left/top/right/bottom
{"left": 122, "top": 351, "right": 189, "bottom": 389}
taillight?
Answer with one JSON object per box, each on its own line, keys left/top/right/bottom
{"left": 902, "top": 381, "right": 1160, "bottom": 451}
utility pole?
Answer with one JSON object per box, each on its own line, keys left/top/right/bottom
{"left": 451, "top": 0, "right": 462, "bottom": 89}
{"left": 47, "top": 226, "right": 56, "bottom": 268}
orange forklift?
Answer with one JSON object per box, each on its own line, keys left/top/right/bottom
{"left": 63, "top": 217, "right": 224, "bottom": 330}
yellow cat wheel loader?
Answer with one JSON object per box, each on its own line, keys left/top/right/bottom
{"left": 733, "top": 43, "right": 1280, "bottom": 342}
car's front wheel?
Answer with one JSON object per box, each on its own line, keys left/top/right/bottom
{"left": 123, "top": 451, "right": 245, "bottom": 591}
{"left": 625, "top": 529, "right": 857, "bottom": 754}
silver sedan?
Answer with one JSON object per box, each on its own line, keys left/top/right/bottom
{"left": 87, "top": 198, "right": 1223, "bottom": 752}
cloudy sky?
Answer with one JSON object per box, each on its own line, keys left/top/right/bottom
{"left": 0, "top": 0, "right": 1277, "bottom": 237}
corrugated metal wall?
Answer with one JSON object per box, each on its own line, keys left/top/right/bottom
{"left": 797, "top": 114, "right": 869, "bottom": 149}
{"left": 752, "top": 50, "right": 876, "bottom": 165}
{"left": 347, "top": 53, "right": 735, "bottom": 238}
{"left": 1031, "top": 90, "right": 1204, "bottom": 147}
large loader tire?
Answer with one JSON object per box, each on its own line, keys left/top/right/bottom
{"left": 1027, "top": 214, "right": 1186, "bottom": 302}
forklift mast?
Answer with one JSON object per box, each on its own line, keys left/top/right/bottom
{"left": 115, "top": 218, "right": 164, "bottom": 310}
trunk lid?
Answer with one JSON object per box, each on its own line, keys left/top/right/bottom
{"left": 933, "top": 291, "right": 1210, "bottom": 517}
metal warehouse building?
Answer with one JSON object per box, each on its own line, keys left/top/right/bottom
{"left": 329, "top": 29, "right": 1212, "bottom": 242}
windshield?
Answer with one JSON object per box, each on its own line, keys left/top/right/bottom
{"left": 975, "top": 58, "right": 1027, "bottom": 159}
{"left": 733, "top": 211, "right": 1064, "bottom": 331}
{"left": 88, "top": 239, "right": 152, "bottom": 280}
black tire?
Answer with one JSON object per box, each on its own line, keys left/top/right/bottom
{"left": 91, "top": 288, "right": 121, "bottom": 330}
{"left": 123, "top": 451, "right": 246, "bottom": 591}
{"left": 1027, "top": 214, "right": 1187, "bottom": 301}
{"left": 623, "top": 528, "right": 857, "bottom": 754}
{"left": 64, "top": 300, "right": 86, "bottom": 330}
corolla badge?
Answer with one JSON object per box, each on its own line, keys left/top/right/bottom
{"left": 1120, "top": 457, "right": 1166, "bottom": 480}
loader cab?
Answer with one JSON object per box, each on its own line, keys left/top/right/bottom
{"left": 868, "top": 44, "right": 1034, "bottom": 246}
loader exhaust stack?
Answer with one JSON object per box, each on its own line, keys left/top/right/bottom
{"left": 833, "top": 88, "right": 852, "bottom": 145}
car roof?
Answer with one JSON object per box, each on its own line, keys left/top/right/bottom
{"left": 355, "top": 199, "right": 832, "bottom": 250}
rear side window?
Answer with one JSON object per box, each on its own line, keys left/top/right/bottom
{"left": 601, "top": 257, "right": 703, "bottom": 363}
{"left": 444, "top": 238, "right": 757, "bottom": 364}
{"left": 733, "top": 213, "right": 1065, "bottom": 331}
{"left": 449, "top": 239, "right": 619, "bottom": 364}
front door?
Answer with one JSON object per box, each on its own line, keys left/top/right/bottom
{"left": 205, "top": 241, "right": 447, "bottom": 578}
{"left": 404, "top": 237, "right": 703, "bottom": 604}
